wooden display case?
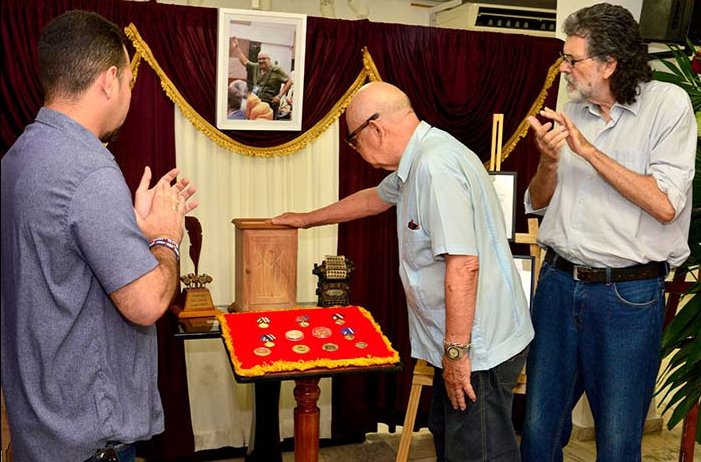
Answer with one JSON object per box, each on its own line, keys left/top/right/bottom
{"left": 230, "top": 218, "right": 298, "bottom": 312}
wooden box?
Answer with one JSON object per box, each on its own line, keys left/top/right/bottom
{"left": 230, "top": 218, "right": 298, "bottom": 312}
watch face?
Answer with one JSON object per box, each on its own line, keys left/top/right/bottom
{"left": 447, "top": 346, "right": 459, "bottom": 359}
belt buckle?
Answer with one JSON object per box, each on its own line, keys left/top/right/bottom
{"left": 573, "top": 265, "right": 583, "bottom": 281}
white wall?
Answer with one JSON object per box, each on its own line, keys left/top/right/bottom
{"left": 159, "top": 0, "right": 434, "bottom": 25}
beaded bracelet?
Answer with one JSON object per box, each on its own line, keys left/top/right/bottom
{"left": 148, "top": 237, "right": 180, "bottom": 261}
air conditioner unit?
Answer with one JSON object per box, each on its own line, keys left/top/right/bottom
{"left": 432, "top": 2, "right": 556, "bottom": 37}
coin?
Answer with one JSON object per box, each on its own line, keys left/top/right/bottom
{"left": 311, "top": 326, "right": 332, "bottom": 339}
{"left": 292, "top": 344, "right": 310, "bottom": 354}
{"left": 322, "top": 343, "right": 339, "bottom": 352}
{"left": 355, "top": 341, "right": 368, "bottom": 349}
{"left": 285, "top": 329, "right": 304, "bottom": 341}
{"left": 253, "top": 347, "right": 271, "bottom": 356}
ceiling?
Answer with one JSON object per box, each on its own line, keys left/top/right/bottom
{"left": 413, "top": 0, "right": 557, "bottom": 9}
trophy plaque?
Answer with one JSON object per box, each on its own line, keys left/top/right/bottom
{"left": 171, "top": 217, "right": 220, "bottom": 320}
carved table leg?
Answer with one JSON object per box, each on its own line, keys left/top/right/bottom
{"left": 293, "top": 377, "right": 321, "bottom": 462}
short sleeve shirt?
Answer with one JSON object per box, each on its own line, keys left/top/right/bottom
{"left": 1, "top": 108, "right": 163, "bottom": 461}
{"left": 377, "top": 122, "right": 534, "bottom": 370}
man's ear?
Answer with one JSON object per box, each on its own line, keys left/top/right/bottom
{"left": 101, "top": 66, "right": 119, "bottom": 98}
{"left": 602, "top": 57, "right": 617, "bottom": 80}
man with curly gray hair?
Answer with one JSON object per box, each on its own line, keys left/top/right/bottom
{"left": 520, "top": 3, "right": 696, "bottom": 461}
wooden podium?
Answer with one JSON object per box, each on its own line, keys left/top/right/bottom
{"left": 228, "top": 218, "right": 298, "bottom": 462}
{"left": 230, "top": 218, "right": 298, "bottom": 312}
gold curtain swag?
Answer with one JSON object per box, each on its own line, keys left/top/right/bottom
{"left": 125, "top": 23, "right": 559, "bottom": 160}
{"left": 493, "top": 57, "right": 562, "bottom": 166}
{"left": 125, "top": 23, "right": 377, "bottom": 157}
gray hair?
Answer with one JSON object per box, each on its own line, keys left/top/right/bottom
{"left": 563, "top": 3, "right": 652, "bottom": 104}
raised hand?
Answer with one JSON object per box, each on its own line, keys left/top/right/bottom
{"left": 133, "top": 166, "right": 199, "bottom": 241}
{"left": 527, "top": 107, "right": 569, "bottom": 167}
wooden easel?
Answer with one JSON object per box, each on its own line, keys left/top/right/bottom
{"left": 396, "top": 114, "right": 542, "bottom": 462}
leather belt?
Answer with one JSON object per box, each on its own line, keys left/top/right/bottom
{"left": 544, "top": 249, "right": 667, "bottom": 283}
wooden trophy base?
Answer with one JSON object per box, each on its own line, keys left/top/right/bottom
{"left": 171, "top": 288, "right": 220, "bottom": 319}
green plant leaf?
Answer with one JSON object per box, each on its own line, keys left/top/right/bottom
{"left": 655, "top": 39, "right": 701, "bottom": 436}
{"left": 661, "top": 294, "right": 701, "bottom": 355}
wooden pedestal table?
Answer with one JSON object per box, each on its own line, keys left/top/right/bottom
{"left": 217, "top": 306, "right": 402, "bottom": 462}
{"left": 293, "top": 377, "right": 320, "bottom": 462}
{"left": 233, "top": 365, "right": 400, "bottom": 462}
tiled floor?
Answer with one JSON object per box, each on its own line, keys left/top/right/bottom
{"left": 206, "top": 421, "right": 698, "bottom": 462}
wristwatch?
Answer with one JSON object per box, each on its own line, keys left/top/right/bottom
{"left": 444, "top": 341, "right": 471, "bottom": 360}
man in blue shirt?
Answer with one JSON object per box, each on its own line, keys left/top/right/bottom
{"left": 273, "top": 81, "right": 533, "bottom": 461}
{"left": 1, "top": 11, "right": 198, "bottom": 461}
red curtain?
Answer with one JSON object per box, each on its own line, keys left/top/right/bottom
{"left": 1, "top": 0, "right": 562, "bottom": 455}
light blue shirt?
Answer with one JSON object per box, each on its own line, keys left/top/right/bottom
{"left": 378, "top": 121, "right": 534, "bottom": 370}
{"left": 525, "top": 80, "right": 696, "bottom": 267}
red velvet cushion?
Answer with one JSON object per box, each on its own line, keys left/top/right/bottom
{"left": 219, "top": 306, "right": 400, "bottom": 377}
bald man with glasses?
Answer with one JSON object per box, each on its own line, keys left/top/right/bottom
{"left": 273, "top": 81, "right": 533, "bottom": 461}
{"left": 230, "top": 37, "right": 292, "bottom": 116}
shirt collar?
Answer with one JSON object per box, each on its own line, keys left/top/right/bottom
{"left": 36, "top": 107, "right": 114, "bottom": 160}
{"left": 396, "top": 121, "right": 431, "bottom": 183}
{"left": 582, "top": 95, "right": 640, "bottom": 119}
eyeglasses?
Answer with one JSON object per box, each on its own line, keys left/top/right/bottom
{"left": 559, "top": 51, "right": 596, "bottom": 67}
{"left": 345, "top": 113, "right": 380, "bottom": 150}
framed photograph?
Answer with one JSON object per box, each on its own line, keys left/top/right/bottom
{"left": 513, "top": 255, "right": 535, "bottom": 308}
{"left": 216, "top": 9, "right": 306, "bottom": 131}
{"left": 489, "top": 171, "right": 517, "bottom": 241}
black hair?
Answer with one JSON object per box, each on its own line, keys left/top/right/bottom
{"left": 38, "top": 10, "right": 128, "bottom": 102}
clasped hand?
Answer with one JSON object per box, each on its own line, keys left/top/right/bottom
{"left": 527, "top": 107, "right": 594, "bottom": 163}
{"left": 134, "top": 167, "right": 199, "bottom": 242}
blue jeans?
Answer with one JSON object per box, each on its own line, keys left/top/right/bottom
{"left": 520, "top": 262, "right": 666, "bottom": 462}
{"left": 430, "top": 348, "right": 528, "bottom": 462}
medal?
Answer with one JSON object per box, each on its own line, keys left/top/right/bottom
{"left": 257, "top": 316, "right": 271, "bottom": 329}
{"left": 332, "top": 313, "right": 345, "bottom": 325}
{"left": 292, "top": 344, "right": 310, "bottom": 354}
{"left": 340, "top": 327, "right": 355, "bottom": 340}
{"left": 260, "top": 334, "right": 276, "bottom": 348}
{"left": 254, "top": 347, "right": 272, "bottom": 357}
{"left": 312, "top": 326, "right": 332, "bottom": 339}
{"left": 295, "top": 314, "right": 310, "bottom": 328}
{"left": 285, "top": 329, "right": 304, "bottom": 341}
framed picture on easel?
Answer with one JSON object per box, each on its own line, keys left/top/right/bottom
{"left": 513, "top": 255, "right": 535, "bottom": 308}
{"left": 489, "top": 171, "right": 517, "bottom": 241}
{"left": 216, "top": 8, "right": 306, "bottom": 131}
